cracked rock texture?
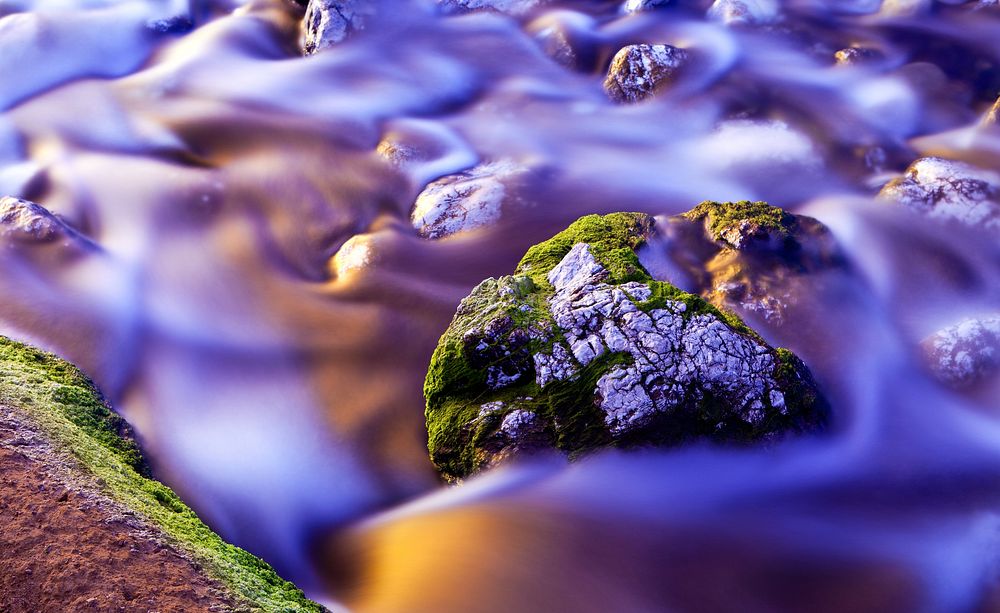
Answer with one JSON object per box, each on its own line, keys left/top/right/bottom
{"left": 878, "top": 157, "right": 1000, "bottom": 233}
{"left": 922, "top": 314, "right": 1000, "bottom": 389}
{"left": 410, "top": 160, "right": 529, "bottom": 239}
{"left": 424, "top": 212, "right": 827, "bottom": 481}
{"left": 301, "top": 0, "right": 375, "bottom": 54}
{"left": 656, "top": 201, "right": 849, "bottom": 327}
{"left": 604, "top": 44, "right": 688, "bottom": 104}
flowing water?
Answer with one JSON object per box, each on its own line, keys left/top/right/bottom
{"left": 0, "top": 0, "right": 998, "bottom": 609}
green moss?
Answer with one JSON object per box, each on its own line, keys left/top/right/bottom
{"left": 0, "top": 336, "right": 324, "bottom": 613}
{"left": 683, "top": 200, "right": 790, "bottom": 243}
{"left": 515, "top": 212, "right": 654, "bottom": 288}
{"left": 424, "top": 211, "right": 826, "bottom": 481}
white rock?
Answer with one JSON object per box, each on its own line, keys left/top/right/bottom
{"left": 878, "top": 157, "right": 1000, "bottom": 233}
{"left": 707, "top": 0, "right": 780, "bottom": 25}
{"left": 301, "top": 0, "right": 376, "bottom": 55}
{"left": 623, "top": 0, "right": 670, "bottom": 14}
{"left": 922, "top": 315, "right": 1000, "bottom": 388}
{"left": 438, "top": 0, "right": 546, "bottom": 15}
{"left": 411, "top": 160, "right": 527, "bottom": 239}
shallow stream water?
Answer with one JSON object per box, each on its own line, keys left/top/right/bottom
{"left": 0, "top": 0, "right": 998, "bottom": 609}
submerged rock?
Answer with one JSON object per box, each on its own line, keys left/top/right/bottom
{"left": 438, "top": 0, "right": 547, "bottom": 15}
{"left": 604, "top": 44, "right": 688, "bottom": 104}
{"left": 410, "top": 160, "right": 529, "bottom": 239}
{"left": 301, "top": 0, "right": 375, "bottom": 54}
{"left": 707, "top": 0, "right": 780, "bottom": 25}
{"left": 922, "top": 315, "right": 1000, "bottom": 389}
{"left": 834, "top": 46, "right": 884, "bottom": 66}
{"left": 878, "top": 157, "right": 1000, "bottom": 233}
{"left": 659, "top": 201, "right": 848, "bottom": 326}
{"left": 424, "top": 213, "right": 827, "bottom": 480}
{"left": 0, "top": 337, "right": 324, "bottom": 611}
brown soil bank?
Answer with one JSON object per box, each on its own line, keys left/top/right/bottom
{"left": 0, "top": 337, "right": 325, "bottom": 612}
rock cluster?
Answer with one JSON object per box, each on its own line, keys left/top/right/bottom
{"left": 604, "top": 44, "right": 688, "bottom": 104}
{"left": 878, "top": 157, "right": 1000, "bottom": 233}
{"left": 424, "top": 212, "right": 827, "bottom": 480}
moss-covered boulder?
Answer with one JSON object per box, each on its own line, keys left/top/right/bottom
{"left": 661, "top": 200, "right": 848, "bottom": 326}
{"left": 0, "top": 336, "right": 325, "bottom": 612}
{"left": 424, "top": 212, "right": 828, "bottom": 481}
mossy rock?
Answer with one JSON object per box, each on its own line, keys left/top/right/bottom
{"left": 424, "top": 211, "right": 829, "bottom": 481}
{"left": 0, "top": 336, "right": 326, "bottom": 612}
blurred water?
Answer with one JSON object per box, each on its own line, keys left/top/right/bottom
{"left": 0, "top": 0, "right": 998, "bottom": 608}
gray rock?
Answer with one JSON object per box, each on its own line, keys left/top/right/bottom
{"left": 878, "top": 157, "right": 1000, "bottom": 233}
{"left": 922, "top": 315, "right": 1000, "bottom": 389}
{"left": 0, "top": 197, "right": 84, "bottom": 245}
{"left": 604, "top": 44, "right": 688, "bottom": 104}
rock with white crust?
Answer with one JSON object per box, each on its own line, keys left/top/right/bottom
{"left": 878, "top": 157, "right": 1000, "bottom": 233}
{"left": 922, "top": 315, "right": 1000, "bottom": 389}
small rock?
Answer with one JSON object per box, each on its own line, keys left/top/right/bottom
{"left": 437, "top": 0, "right": 547, "bottom": 16}
{"left": 707, "top": 0, "right": 780, "bottom": 25}
{"left": 0, "top": 197, "right": 81, "bottom": 244}
{"left": 410, "top": 160, "right": 529, "bottom": 239}
{"left": 878, "top": 157, "right": 1000, "bottom": 233}
{"left": 604, "top": 44, "right": 688, "bottom": 104}
{"left": 834, "top": 46, "right": 884, "bottom": 67}
{"left": 622, "top": 0, "right": 671, "bottom": 13}
{"left": 301, "top": 0, "right": 376, "bottom": 54}
{"left": 331, "top": 234, "right": 377, "bottom": 277}
{"left": 922, "top": 315, "right": 1000, "bottom": 389}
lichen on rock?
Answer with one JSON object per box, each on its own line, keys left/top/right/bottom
{"left": 424, "top": 212, "right": 828, "bottom": 481}
{"left": 878, "top": 157, "right": 1000, "bottom": 233}
{"left": 604, "top": 44, "right": 688, "bottom": 104}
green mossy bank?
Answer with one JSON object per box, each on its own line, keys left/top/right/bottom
{"left": 0, "top": 336, "right": 325, "bottom": 613}
{"left": 424, "top": 207, "right": 828, "bottom": 481}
